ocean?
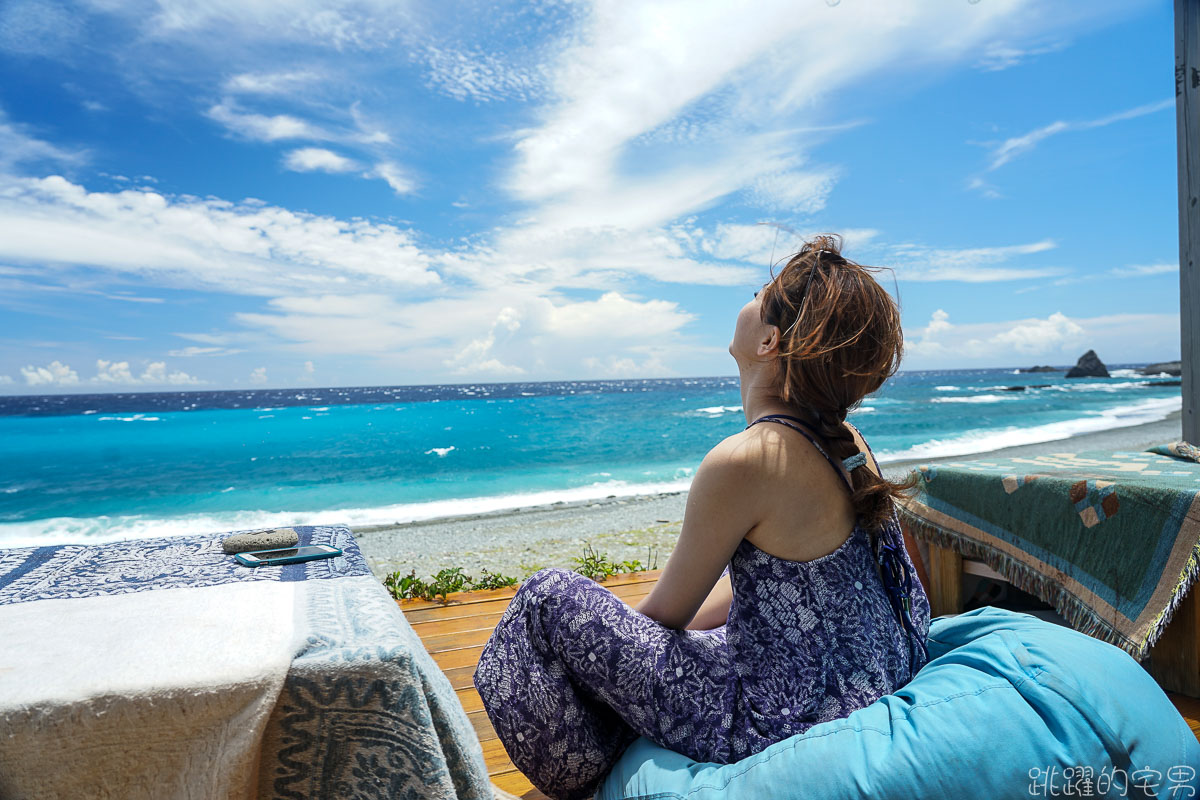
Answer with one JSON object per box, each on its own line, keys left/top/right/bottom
{"left": 0, "top": 366, "right": 1181, "bottom": 548}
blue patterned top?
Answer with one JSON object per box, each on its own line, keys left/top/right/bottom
{"left": 722, "top": 415, "right": 932, "bottom": 758}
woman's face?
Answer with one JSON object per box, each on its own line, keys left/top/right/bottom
{"left": 728, "top": 283, "right": 776, "bottom": 364}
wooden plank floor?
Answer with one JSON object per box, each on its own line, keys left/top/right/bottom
{"left": 397, "top": 570, "right": 1200, "bottom": 800}
{"left": 398, "top": 570, "right": 662, "bottom": 800}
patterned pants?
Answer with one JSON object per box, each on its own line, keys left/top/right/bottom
{"left": 473, "top": 567, "right": 733, "bottom": 800}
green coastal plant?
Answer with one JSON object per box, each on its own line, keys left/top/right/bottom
{"left": 383, "top": 566, "right": 519, "bottom": 604}
{"left": 383, "top": 543, "right": 660, "bottom": 604}
{"left": 572, "top": 543, "right": 659, "bottom": 582}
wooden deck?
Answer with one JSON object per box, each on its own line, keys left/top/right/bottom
{"left": 397, "top": 569, "right": 1200, "bottom": 800}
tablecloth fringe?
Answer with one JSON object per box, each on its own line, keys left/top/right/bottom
{"left": 897, "top": 508, "right": 1180, "bottom": 663}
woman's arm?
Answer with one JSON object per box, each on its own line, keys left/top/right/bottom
{"left": 633, "top": 434, "right": 764, "bottom": 630}
{"left": 684, "top": 572, "right": 733, "bottom": 630}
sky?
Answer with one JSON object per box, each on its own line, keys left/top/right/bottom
{"left": 0, "top": 0, "right": 1183, "bottom": 393}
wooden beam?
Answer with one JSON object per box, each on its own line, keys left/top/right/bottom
{"left": 1178, "top": 0, "right": 1200, "bottom": 444}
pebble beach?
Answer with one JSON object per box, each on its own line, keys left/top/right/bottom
{"left": 354, "top": 410, "right": 1184, "bottom": 582}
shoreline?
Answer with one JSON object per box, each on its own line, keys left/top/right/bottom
{"left": 354, "top": 410, "right": 1183, "bottom": 581}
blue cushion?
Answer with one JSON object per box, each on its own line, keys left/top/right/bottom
{"left": 597, "top": 607, "right": 1199, "bottom": 799}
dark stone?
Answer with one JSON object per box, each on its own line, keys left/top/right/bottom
{"left": 1141, "top": 361, "right": 1182, "bottom": 376}
{"left": 1017, "top": 365, "right": 1060, "bottom": 373}
{"left": 1147, "top": 380, "right": 1182, "bottom": 387}
{"left": 1065, "top": 350, "right": 1109, "bottom": 379}
{"left": 1002, "top": 386, "right": 1026, "bottom": 391}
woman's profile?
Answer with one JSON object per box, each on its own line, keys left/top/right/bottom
{"left": 473, "top": 234, "right": 931, "bottom": 800}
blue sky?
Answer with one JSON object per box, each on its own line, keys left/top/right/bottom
{"left": 0, "top": 0, "right": 1182, "bottom": 393}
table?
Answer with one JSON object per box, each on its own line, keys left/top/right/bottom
{"left": 0, "top": 525, "right": 491, "bottom": 799}
{"left": 896, "top": 447, "right": 1200, "bottom": 698}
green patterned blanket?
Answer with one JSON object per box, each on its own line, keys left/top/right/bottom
{"left": 897, "top": 444, "right": 1200, "bottom": 662}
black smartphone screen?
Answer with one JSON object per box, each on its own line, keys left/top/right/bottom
{"left": 248, "top": 545, "right": 334, "bottom": 564}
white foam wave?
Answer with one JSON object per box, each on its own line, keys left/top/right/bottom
{"left": 934, "top": 385, "right": 959, "bottom": 391}
{"left": 424, "top": 446, "right": 456, "bottom": 457}
{"left": 692, "top": 405, "right": 742, "bottom": 416}
{"left": 930, "top": 394, "right": 1010, "bottom": 404}
{"left": 0, "top": 478, "right": 696, "bottom": 549}
{"left": 97, "top": 414, "right": 161, "bottom": 422}
{"left": 851, "top": 406, "right": 875, "bottom": 414}
{"left": 876, "top": 396, "right": 1181, "bottom": 463}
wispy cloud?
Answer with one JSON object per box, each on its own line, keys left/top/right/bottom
{"left": 976, "top": 39, "right": 1067, "bottom": 72}
{"left": 0, "top": 110, "right": 87, "bottom": 171}
{"left": 1110, "top": 262, "right": 1177, "bottom": 277}
{"left": 886, "top": 239, "right": 1061, "bottom": 282}
{"left": 224, "top": 70, "right": 322, "bottom": 95}
{"left": 986, "top": 98, "right": 1173, "bottom": 171}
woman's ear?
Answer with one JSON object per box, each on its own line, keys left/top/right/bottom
{"left": 757, "top": 325, "right": 781, "bottom": 358}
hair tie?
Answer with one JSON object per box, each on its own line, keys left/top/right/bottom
{"left": 842, "top": 452, "right": 867, "bottom": 471}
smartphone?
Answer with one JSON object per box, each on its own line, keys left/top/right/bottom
{"left": 234, "top": 543, "right": 342, "bottom": 567}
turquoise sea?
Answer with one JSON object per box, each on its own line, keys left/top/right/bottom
{"left": 0, "top": 366, "right": 1181, "bottom": 547}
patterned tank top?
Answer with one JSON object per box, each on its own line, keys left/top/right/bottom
{"left": 721, "top": 413, "right": 931, "bottom": 759}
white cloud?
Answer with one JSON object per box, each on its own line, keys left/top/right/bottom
{"left": 250, "top": 366, "right": 268, "bottom": 384}
{"left": 224, "top": 70, "right": 322, "bottom": 95}
{"left": 284, "top": 147, "right": 359, "bottom": 173}
{"left": 886, "top": 239, "right": 1061, "bottom": 282}
{"left": 92, "top": 358, "right": 201, "bottom": 385}
{"left": 0, "top": 175, "right": 441, "bottom": 296}
{"left": 905, "top": 310, "right": 1176, "bottom": 368}
{"left": 94, "top": 359, "right": 135, "bottom": 383}
{"left": 0, "top": 374, "right": 13, "bottom": 384}
{"left": 206, "top": 101, "right": 327, "bottom": 142}
{"left": 0, "top": 109, "right": 86, "bottom": 171}
{"left": 975, "top": 39, "right": 1066, "bottom": 71}
{"left": 421, "top": 44, "right": 550, "bottom": 103}
{"left": 20, "top": 360, "right": 79, "bottom": 386}
{"left": 166, "top": 346, "right": 243, "bottom": 357}
{"left": 987, "top": 98, "right": 1173, "bottom": 170}
{"left": 1110, "top": 263, "right": 1177, "bottom": 277}
{"left": 373, "top": 161, "right": 417, "bottom": 195}
{"left": 141, "top": 361, "right": 201, "bottom": 385}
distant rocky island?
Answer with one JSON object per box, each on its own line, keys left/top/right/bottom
{"left": 1014, "top": 354, "right": 1181, "bottom": 379}
{"left": 1141, "top": 360, "right": 1182, "bottom": 376}
{"left": 1066, "top": 350, "right": 1109, "bottom": 378}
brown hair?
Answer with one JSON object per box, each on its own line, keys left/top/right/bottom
{"left": 757, "top": 233, "right": 916, "bottom": 533}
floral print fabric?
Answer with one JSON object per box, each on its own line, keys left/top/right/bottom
{"left": 473, "top": 510, "right": 931, "bottom": 800}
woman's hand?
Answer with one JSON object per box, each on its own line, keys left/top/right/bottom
{"left": 634, "top": 434, "right": 766, "bottom": 630}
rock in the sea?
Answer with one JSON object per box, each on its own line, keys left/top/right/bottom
{"left": 1018, "top": 365, "right": 1060, "bottom": 373}
{"left": 1065, "top": 350, "right": 1109, "bottom": 379}
{"left": 1141, "top": 360, "right": 1182, "bottom": 376}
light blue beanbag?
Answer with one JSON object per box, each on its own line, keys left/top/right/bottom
{"left": 598, "top": 607, "right": 1199, "bottom": 800}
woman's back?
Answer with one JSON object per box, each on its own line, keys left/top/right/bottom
{"left": 721, "top": 414, "right": 931, "bottom": 759}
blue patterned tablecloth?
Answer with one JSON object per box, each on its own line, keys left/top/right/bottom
{"left": 0, "top": 525, "right": 491, "bottom": 800}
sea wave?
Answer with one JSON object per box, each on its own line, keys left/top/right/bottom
{"left": 424, "top": 446, "right": 456, "bottom": 457}
{"left": 876, "top": 396, "right": 1180, "bottom": 463}
{"left": 930, "top": 394, "right": 1010, "bottom": 404}
{"left": 692, "top": 405, "right": 743, "bottom": 416}
{"left": 97, "top": 414, "right": 161, "bottom": 422}
{"left": 934, "top": 386, "right": 959, "bottom": 391}
{"left": 0, "top": 478, "right": 696, "bottom": 549}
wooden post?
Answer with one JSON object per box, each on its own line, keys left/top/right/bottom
{"left": 927, "top": 543, "right": 963, "bottom": 618}
{"left": 1178, "top": 0, "right": 1200, "bottom": 444}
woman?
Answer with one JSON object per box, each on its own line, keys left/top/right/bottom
{"left": 473, "top": 235, "right": 931, "bottom": 800}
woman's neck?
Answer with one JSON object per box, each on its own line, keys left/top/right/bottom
{"left": 738, "top": 362, "right": 809, "bottom": 426}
